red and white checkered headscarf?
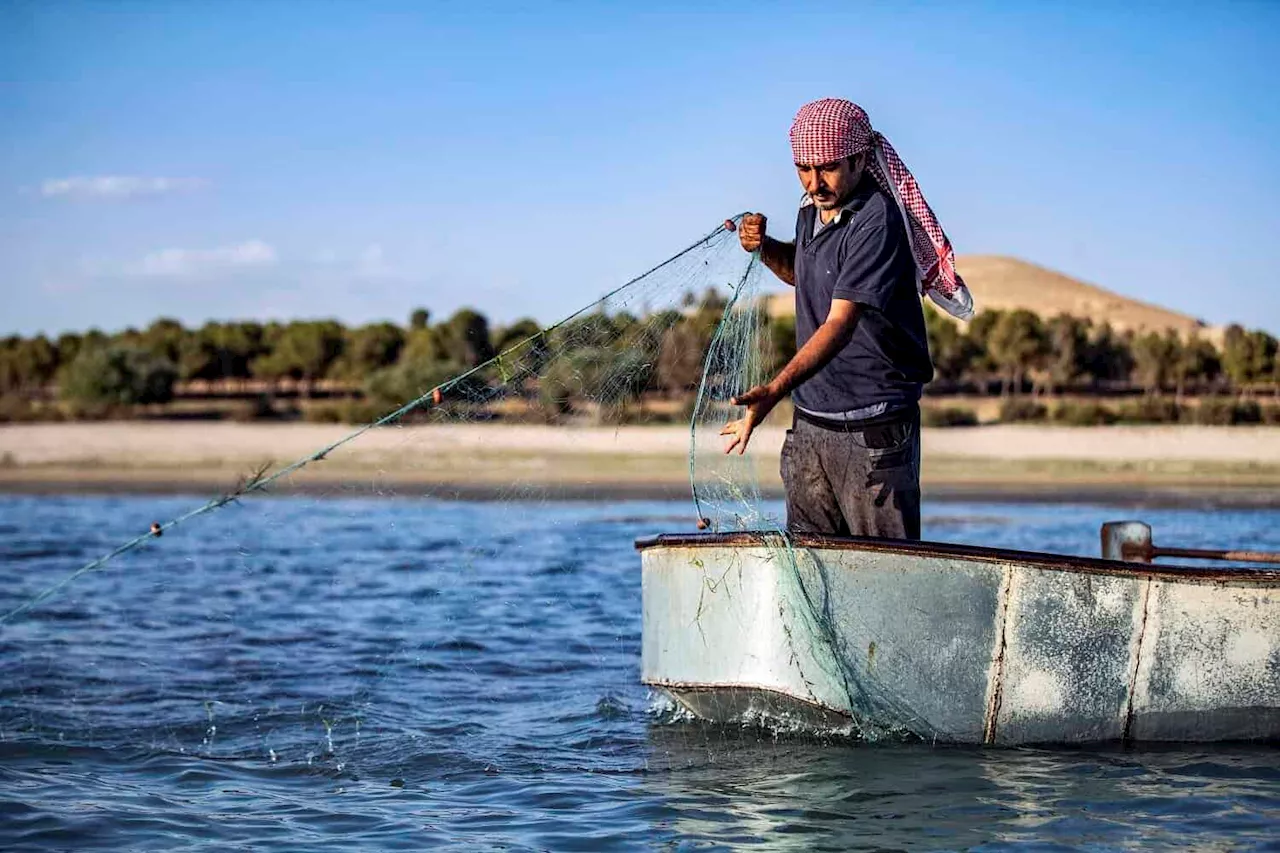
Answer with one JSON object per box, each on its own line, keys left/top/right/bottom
{"left": 790, "top": 98, "right": 974, "bottom": 320}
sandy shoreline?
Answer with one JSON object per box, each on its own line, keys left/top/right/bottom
{"left": 3, "top": 422, "right": 1280, "bottom": 506}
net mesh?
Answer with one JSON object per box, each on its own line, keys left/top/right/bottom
{"left": 1, "top": 214, "right": 920, "bottom": 742}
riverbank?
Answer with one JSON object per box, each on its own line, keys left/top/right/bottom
{"left": 2, "top": 422, "right": 1280, "bottom": 506}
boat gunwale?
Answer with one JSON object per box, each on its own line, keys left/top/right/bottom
{"left": 634, "top": 532, "right": 1280, "bottom": 584}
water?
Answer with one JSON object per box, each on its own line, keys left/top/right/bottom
{"left": 1, "top": 494, "right": 1276, "bottom": 851}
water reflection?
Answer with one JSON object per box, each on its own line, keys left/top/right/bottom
{"left": 641, "top": 722, "right": 1279, "bottom": 851}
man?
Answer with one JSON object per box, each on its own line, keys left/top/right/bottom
{"left": 721, "top": 98, "right": 973, "bottom": 540}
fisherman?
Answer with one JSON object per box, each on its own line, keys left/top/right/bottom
{"left": 722, "top": 98, "right": 973, "bottom": 540}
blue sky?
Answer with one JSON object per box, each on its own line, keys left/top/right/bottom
{"left": 2, "top": 1, "right": 1277, "bottom": 336}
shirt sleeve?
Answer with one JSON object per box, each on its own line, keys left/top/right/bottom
{"left": 830, "top": 203, "right": 909, "bottom": 313}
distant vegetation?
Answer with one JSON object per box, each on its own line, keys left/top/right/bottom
{"left": 2, "top": 297, "right": 1279, "bottom": 426}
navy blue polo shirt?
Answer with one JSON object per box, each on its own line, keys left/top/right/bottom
{"left": 791, "top": 174, "right": 933, "bottom": 419}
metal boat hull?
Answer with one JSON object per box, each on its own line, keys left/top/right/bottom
{"left": 638, "top": 533, "right": 1280, "bottom": 744}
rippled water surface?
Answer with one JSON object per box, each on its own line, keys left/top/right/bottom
{"left": 1, "top": 495, "right": 1276, "bottom": 851}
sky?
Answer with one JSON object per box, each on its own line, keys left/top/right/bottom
{"left": 2, "top": 1, "right": 1278, "bottom": 337}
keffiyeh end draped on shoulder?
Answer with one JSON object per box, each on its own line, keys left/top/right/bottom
{"left": 790, "top": 98, "right": 974, "bottom": 321}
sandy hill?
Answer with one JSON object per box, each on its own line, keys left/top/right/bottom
{"left": 766, "top": 255, "right": 1212, "bottom": 337}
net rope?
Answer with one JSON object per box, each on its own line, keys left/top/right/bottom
{"left": 1, "top": 216, "right": 769, "bottom": 626}
{"left": 1, "top": 214, "right": 936, "bottom": 741}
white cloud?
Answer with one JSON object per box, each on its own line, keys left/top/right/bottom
{"left": 40, "top": 175, "right": 208, "bottom": 199}
{"left": 356, "top": 243, "right": 392, "bottom": 277}
{"left": 310, "top": 243, "right": 397, "bottom": 278}
{"left": 129, "top": 240, "right": 278, "bottom": 278}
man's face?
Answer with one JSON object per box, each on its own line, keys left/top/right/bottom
{"left": 796, "top": 155, "right": 864, "bottom": 210}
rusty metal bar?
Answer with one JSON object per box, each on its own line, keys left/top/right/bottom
{"left": 1150, "top": 546, "right": 1280, "bottom": 566}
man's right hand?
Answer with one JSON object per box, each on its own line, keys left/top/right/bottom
{"left": 731, "top": 213, "right": 767, "bottom": 253}
{"left": 726, "top": 212, "right": 795, "bottom": 286}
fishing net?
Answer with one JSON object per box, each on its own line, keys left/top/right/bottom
{"left": 4, "top": 217, "right": 775, "bottom": 597}
{"left": 0, "top": 214, "right": 928, "bottom": 761}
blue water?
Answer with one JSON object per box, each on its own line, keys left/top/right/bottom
{"left": 0, "top": 495, "right": 1276, "bottom": 851}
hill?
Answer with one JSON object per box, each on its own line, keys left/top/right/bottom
{"left": 766, "top": 255, "right": 1213, "bottom": 337}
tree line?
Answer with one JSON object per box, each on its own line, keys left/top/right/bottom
{"left": 1, "top": 297, "right": 1278, "bottom": 422}
{"left": 924, "top": 308, "right": 1279, "bottom": 397}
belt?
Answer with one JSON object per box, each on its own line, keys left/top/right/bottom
{"left": 793, "top": 402, "right": 919, "bottom": 432}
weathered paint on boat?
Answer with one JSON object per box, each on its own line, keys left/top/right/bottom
{"left": 637, "top": 532, "right": 1280, "bottom": 744}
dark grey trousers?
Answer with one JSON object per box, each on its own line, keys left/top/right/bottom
{"left": 780, "top": 407, "right": 922, "bottom": 540}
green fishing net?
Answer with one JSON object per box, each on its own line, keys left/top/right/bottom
{"left": 2, "top": 214, "right": 917, "bottom": 741}
{"left": 2, "top": 217, "right": 781, "bottom": 623}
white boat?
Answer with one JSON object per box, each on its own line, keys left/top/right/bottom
{"left": 638, "top": 522, "right": 1279, "bottom": 744}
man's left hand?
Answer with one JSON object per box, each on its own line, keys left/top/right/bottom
{"left": 721, "top": 384, "right": 782, "bottom": 455}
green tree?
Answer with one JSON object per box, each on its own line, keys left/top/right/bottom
{"left": 656, "top": 319, "right": 711, "bottom": 393}
{"left": 141, "top": 318, "right": 187, "bottom": 364}
{"left": 1221, "top": 325, "right": 1253, "bottom": 388}
{"left": 181, "top": 321, "right": 266, "bottom": 382}
{"left": 330, "top": 322, "right": 405, "bottom": 380}
{"left": 924, "top": 305, "right": 981, "bottom": 383}
{"left": 487, "top": 318, "right": 550, "bottom": 392}
{"left": 1249, "top": 330, "right": 1278, "bottom": 391}
{"left": 409, "top": 308, "right": 430, "bottom": 331}
{"left": 55, "top": 332, "right": 85, "bottom": 372}
{"left": 435, "top": 308, "right": 495, "bottom": 367}
{"left": 1130, "top": 330, "right": 1181, "bottom": 396}
{"left": 60, "top": 346, "right": 177, "bottom": 407}
{"left": 654, "top": 292, "right": 732, "bottom": 393}
{"left": 1082, "top": 323, "right": 1134, "bottom": 384}
{"left": 0, "top": 335, "right": 58, "bottom": 393}
{"left": 986, "top": 309, "right": 1048, "bottom": 395}
{"left": 960, "top": 309, "right": 1003, "bottom": 386}
{"left": 399, "top": 327, "right": 444, "bottom": 366}
{"left": 492, "top": 318, "right": 544, "bottom": 355}
{"left": 1174, "top": 336, "right": 1222, "bottom": 399}
{"left": 365, "top": 357, "right": 472, "bottom": 408}
{"left": 539, "top": 346, "right": 651, "bottom": 422}
{"left": 0, "top": 337, "right": 20, "bottom": 393}
{"left": 251, "top": 320, "right": 345, "bottom": 394}
{"left": 1044, "top": 314, "right": 1090, "bottom": 391}
{"left": 767, "top": 315, "right": 797, "bottom": 377}
{"left": 1222, "top": 326, "right": 1278, "bottom": 392}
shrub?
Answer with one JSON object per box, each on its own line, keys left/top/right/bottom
{"left": 339, "top": 401, "right": 390, "bottom": 424}
{"left": 922, "top": 406, "right": 979, "bottom": 427}
{"left": 366, "top": 359, "right": 477, "bottom": 408}
{"left": 303, "top": 403, "right": 344, "bottom": 424}
{"left": 1113, "top": 398, "right": 1183, "bottom": 424}
{"left": 303, "top": 400, "right": 394, "bottom": 425}
{"left": 1262, "top": 404, "right": 1280, "bottom": 426}
{"left": 59, "top": 346, "right": 177, "bottom": 407}
{"left": 1192, "top": 398, "right": 1262, "bottom": 425}
{"left": 998, "top": 398, "right": 1048, "bottom": 424}
{"left": 1233, "top": 400, "right": 1262, "bottom": 424}
{"left": 1052, "top": 401, "right": 1118, "bottom": 426}
{"left": 0, "top": 396, "right": 37, "bottom": 423}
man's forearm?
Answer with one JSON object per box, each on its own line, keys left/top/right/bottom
{"left": 767, "top": 314, "right": 857, "bottom": 396}
{"left": 759, "top": 237, "right": 796, "bottom": 286}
